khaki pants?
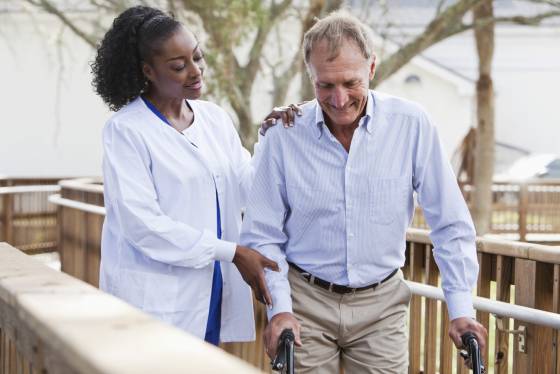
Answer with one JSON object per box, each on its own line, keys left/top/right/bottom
{"left": 288, "top": 267, "right": 411, "bottom": 373}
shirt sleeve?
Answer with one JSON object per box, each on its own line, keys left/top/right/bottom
{"left": 412, "top": 112, "right": 479, "bottom": 320}
{"left": 239, "top": 128, "right": 292, "bottom": 320}
{"left": 102, "top": 120, "right": 236, "bottom": 268}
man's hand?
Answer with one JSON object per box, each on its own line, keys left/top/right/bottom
{"left": 449, "top": 317, "right": 488, "bottom": 367}
{"left": 264, "top": 312, "right": 302, "bottom": 359}
{"left": 232, "top": 245, "right": 279, "bottom": 306}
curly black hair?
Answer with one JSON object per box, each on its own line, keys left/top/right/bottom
{"left": 91, "top": 6, "right": 182, "bottom": 111}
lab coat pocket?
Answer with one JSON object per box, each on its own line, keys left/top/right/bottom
{"left": 369, "top": 177, "right": 409, "bottom": 225}
{"left": 119, "top": 269, "right": 179, "bottom": 313}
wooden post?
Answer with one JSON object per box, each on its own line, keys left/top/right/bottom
{"left": 514, "top": 259, "right": 554, "bottom": 373}
{"left": 494, "top": 255, "right": 512, "bottom": 374}
{"left": 2, "top": 193, "right": 13, "bottom": 245}
{"left": 553, "top": 264, "right": 560, "bottom": 374}
{"left": 409, "top": 242, "right": 424, "bottom": 374}
{"left": 423, "top": 245, "right": 438, "bottom": 374}
{"left": 439, "top": 305, "right": 453, "bottom": 374}
{"left": 476, "top": 253, "right": 492, "bottom": 365}
{"left": 518, "top": 183, "right": 528, "bottom": 242}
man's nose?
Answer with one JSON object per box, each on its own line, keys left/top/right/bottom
{"left": 330, "top": 87, "right": 349, "bottom": 109}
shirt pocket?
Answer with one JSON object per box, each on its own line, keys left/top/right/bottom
{"left": 369, "top": 176, "right": 409, "bottom": 225}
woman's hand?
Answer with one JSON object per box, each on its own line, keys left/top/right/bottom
{"left": 232, "top": 245, "right": 279, "bottom": 306}
{"left": 259, "top": 102, "right": 306, "bottom": 135}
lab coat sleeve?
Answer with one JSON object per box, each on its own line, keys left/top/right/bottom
{"left": 223, "top": 111, "right": 264, "bottom": 208}
{"left": 102, "top": 120, "right": 236, "bottom": 268}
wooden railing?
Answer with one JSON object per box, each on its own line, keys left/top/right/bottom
{"left": 0, "top": 177, "right": 64, "bottom": 253}
{"left": 405, "top": 229, "right": 560, "bottom": 374}
{"left": 0, "top": 242, "right": 262, "bottom": 374}
{"left": 412, "top": 179, "right": 560, "bottom": 243}
{"left": 53, "top": 178, "right": 105, "bottom": 287}
{"left": 50, "top": 178, "right": 560, "bottom": 373}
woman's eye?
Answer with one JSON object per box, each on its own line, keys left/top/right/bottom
{"left": 173, "top": 65, "right": 186, "bottom": 71}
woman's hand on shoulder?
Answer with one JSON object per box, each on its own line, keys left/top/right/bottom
{"left": 259, "top": 102, "right": 307, "bottom": 136}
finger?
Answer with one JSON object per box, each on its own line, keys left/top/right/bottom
{"left": 260, "top": 118, "right": 277, "bottom": 136}
{"left": 268, "top": 342, "right": 277, "bottom": 359}
{"left": 449, "top": 331, "right": 462, "bottom": 349}
{"left": 286, "top": 107, "right": 295, "bottom": 126}
{"left": 263, "top": 329, "right": 272, "bottom": 359}
{"left": 259, "top": 276, "right": 273, "bottom": 307}
{"left": 281, "top": 112, "right": 290, "bottom": 128}
{"left": 265, "top": 117, "right": 277, "bottom": 128}
{"left": 290, "top": 103, "right": 303, "bottom": 116}
{"left": 265, "top": 259, "right": 280, "bottom": 272}
{"left": 294, "top": 326, "right": 303, "bottom": 346}
{"left": 256, "top": 294, "right": 265, "bottom": 305}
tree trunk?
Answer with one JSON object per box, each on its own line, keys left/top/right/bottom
{"left": 472, "top": 0, "right": 495, "bottom": 235}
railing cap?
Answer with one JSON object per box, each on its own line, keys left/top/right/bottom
{"left": 0, "top": 243, "right": 261, "bottom": 374}
{"left": 407, "top": 228, "right": 560, "bottom": 265}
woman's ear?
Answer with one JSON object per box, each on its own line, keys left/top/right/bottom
{"left": 142, "top": 62, "right": 154, "bottom": 83}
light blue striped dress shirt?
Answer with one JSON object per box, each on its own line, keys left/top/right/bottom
{"left": 240, "top": 90, "right": 478, "bottom": 321}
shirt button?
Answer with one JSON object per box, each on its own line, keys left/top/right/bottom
{"left": 349, "top": 233, "right": 354, "bottom": 237}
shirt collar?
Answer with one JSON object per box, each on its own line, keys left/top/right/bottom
{"left": 313, "top": 90, "right": 375, "bottom": 139}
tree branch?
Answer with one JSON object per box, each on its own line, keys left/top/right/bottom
{"left": 372, "top": 0, "right": 483, "bottom": 86}
{"left": 241, "top": 0, "right": 293, "bottom": 94}
{"left": 372, "top": 0, "right": 560, "bottom": 87}
{"left": 25, "top": 0, "right": 97, "bottom": 47}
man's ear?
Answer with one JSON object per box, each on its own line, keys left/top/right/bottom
{"left": 369, "top": 56, "right": 376, "bottom": 81}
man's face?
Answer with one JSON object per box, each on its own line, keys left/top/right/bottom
{"left": 308, "top": 39, "right": 375, "bottom": 128}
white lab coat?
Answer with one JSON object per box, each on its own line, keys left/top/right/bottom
{"left": 100, "top": 97, "right": 256, "bottom": 342}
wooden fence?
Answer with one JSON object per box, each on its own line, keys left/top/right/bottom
{"left": 0, "top": 242, "right": 262, "bottom": 374}
{"left": 412, "top": 179, "right": 560, "bottom": 243}
{"left": 51, "top": 178, "right": 560, "bottom": 373}
{"left": 405, "top": 229, "right": 560, "bottom": 374}
{"left": 0, "top": 177, "right": 63, "bottom": 253}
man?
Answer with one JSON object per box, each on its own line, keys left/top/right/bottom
{"left": 241, "top": 11, "right": 487, "bottom": 373}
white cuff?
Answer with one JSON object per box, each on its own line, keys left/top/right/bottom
{"left": 214, "top": 240, "right": 237, "bottom": 262}
{"left": 266, "top": 289, "right": 293, "bottom": 321}
{"left": 445, "top": 290, "right": 476, "bottom": 320}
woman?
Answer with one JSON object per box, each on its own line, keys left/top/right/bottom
{"left": 92, "top": 5, "right": 278, "bottom": 345}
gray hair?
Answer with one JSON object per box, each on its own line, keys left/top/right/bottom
{"left": 303, "top": 10, "right": 375, "bottom": 70}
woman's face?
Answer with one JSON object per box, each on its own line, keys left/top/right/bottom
{"left": 143, "top": 26, "right": 205, "bottom": 100}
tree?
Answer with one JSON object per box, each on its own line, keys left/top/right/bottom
{"left": 23, "top": 0, "right": 560, "bottom": 150}
{"left": 23, "top": 0, "right": 343, "bottom": 148}
{"left": 472, "top": 0, "right": 495, "bottom": 235}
